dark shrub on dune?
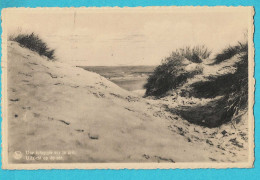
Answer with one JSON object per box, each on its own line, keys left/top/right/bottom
{"left": 9, "top": 33, "right": 55, "bottom": 60}
{"left": 171, "top": 45, "right": 211, "bottom": 63}
{"left": 146, "top": 42, "right": 248, "bottom": 127}
{"left": 221, "top": 51, "right": 248, "bottom": 123}
{"left": 185, "top": 42, "right": 248, "bottom": 126}
{"left": 213, "top": 42, "right": 248, "bottom": 65}
{"left": 144, "top": 46, "right": 210, "bottom": 97}
{"left": 144, "top": 57, "right": 188, "bottom": 97}
{"left": 192, "top": 42, "right": 248, "bottom": 104}
{"left": 191, "top": 73, "right": 234, "bottom": 98}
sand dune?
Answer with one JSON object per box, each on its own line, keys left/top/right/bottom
{"left": 7, "top": 41, "right": 248, "bottom": 163}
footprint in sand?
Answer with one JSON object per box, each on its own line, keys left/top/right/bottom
{"left": 88, "top": 133, "right": 99, "bottom": 140}
{"left": 75, "top": 129, "right": 84, "bottom": 132}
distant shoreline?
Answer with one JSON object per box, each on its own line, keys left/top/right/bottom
{"left": 78, "top": 65, "right": 155, "bottom": 92}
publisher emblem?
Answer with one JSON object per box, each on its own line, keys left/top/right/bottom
{"left": 13, "top": 151, "right": 23, "bottom": 160}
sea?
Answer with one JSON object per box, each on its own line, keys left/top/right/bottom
{"left": 79, "top": 66, "right": 156, "bottom": 92}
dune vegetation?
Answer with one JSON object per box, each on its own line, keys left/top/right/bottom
{"left": 144, "top": 42, "right": 248, "bottom": 127}
{"left": 144, "top": 46, "right": 211, "bottom": 97}
{"left": 9, "top": 33, "right": 55, "bottom": 60}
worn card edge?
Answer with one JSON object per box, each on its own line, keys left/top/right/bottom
{"left": 0, "top": 6, "right": 255, "bottom": 170}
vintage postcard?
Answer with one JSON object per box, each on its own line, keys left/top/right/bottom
{"left": 1, "top": 7, "right": 255, "bottom": 169}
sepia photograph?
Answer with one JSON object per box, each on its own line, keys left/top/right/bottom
{"left": 1, "top": 7, "right": 254, "bottom": 169}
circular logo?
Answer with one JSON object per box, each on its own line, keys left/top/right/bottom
{"left": 13, "top": 151, "right": 23, "bottom": 160}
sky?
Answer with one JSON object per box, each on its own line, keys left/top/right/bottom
{"left": 4, "top": 7, "right": 251, "bottom": 66}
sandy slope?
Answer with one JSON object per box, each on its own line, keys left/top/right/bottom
{"left": 7, "top": 41, "right": 248, "bottom": 163}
